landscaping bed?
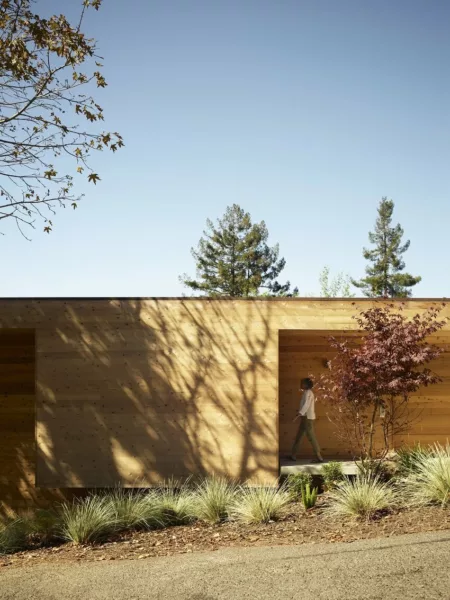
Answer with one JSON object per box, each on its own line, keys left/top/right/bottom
{"left": 2, "top": 501, "right": 449, "bottom": 568}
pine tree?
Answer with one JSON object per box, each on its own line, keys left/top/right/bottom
{"left": 352, "top": 198, "right": 421, "bottom": 297}
{"left": 181, "top": 204, "right": 297, "bottom": 297}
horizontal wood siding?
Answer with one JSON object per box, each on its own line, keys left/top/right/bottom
{"left": 0, "top": 299, "right": 449, "bottom": 512}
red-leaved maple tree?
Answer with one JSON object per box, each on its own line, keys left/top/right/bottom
{"left": 316, "top": 303, "right": 447, "bottom": 459}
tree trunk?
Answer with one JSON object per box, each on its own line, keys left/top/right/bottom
{"left": 368, "top": 400, "right": 379, "bottom": 459}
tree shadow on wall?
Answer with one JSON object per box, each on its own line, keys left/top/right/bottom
{"left": 34, "top": 299, "right": 278, "bottom": 495}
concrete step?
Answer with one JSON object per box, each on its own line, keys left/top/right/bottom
{"left": 280, "top": 458, "right": 358, "bottom": 476}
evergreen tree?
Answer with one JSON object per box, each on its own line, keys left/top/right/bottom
{"left": 352, "top": 198, "right": 421, "bottom": 297}
{"left": 181, "top": 204, "right": 298, "bottom": 297}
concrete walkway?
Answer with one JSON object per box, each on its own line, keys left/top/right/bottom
{"left": 279, "top": 457, "right": 358, "bottom": 476}
{"left": 1, "top": 531, "right": 450, "bottom": 600}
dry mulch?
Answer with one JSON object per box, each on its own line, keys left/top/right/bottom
{"left": 1, "top": 499, "right": 449, "bottom": 568}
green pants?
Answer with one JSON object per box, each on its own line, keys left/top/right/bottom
{"left": 291, "top": 417, "right": 322, "bottom": 459}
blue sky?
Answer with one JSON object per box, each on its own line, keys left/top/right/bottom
{"left": 1, "top": 0, "right": 449, "bottom": 297}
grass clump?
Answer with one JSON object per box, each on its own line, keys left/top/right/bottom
{"left": 193, "top": 476, "right": 236, "bottom": 524}
{"left": 60, "top": 495, "right": 117, "bottom": 544}
{"left": 301, "top": 483, "right": 318, "bottom": 510}
{"left": 231, "top": 484, "right": 291, "bottom": 524}
{"left": 0, "top": 517, "right": 29, "bottom": 554}
{"left": 107, "top": 488, "right": 164, "bottom": 531}
{"left": 401, "top": 443, "right": 450, "bottom": 507}
{"left": 286, "top": 472, "right": 313, "bottom": 500}
{"left": 155, "top": 481, "right": 197, "bottom": 525}
{"left": 396, "top": 444, "right": 432, "bottom": 476}
{"left": 25, "top": 509, "right": 61, "bottom": 545}
{"left": 321, "top": 462, "right": 344, "bottom": 490}
{"left": 326, "top": 475, "right": 396, "bottom": 520}
{"left": 356, "top": 459, "right": 393, "bottom": 482}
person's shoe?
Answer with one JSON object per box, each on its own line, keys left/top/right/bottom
{"left": 289, "top": 455, "right": 297, "bottom": 462}
{"left": 314, "top": 457, "right": 324, "bottom": 463}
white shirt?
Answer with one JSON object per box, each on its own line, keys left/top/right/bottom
{"left": 298, "top": 389, "right": 316, "bottom": 420}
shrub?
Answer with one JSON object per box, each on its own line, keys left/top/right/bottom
{"left": 326, "top": 475, "right": 397, "bottom": 520}
{"left": 155, "top": 481, "right": 197, "bottom": 525}
{"left": 25, "top": 509, "right": 61, "bottom": 545}
{"left": 356, "top": 459, "right": 393, "bottom": 482}
{"left": 0, "top": 517, "right": 29, "bottom": 554}
{"left": 286, "top": 472, "right": 313, "bottom": 500}
{"left": 106, "top": 488, "right": 164, "bottom": 531}
{"left": 60, "top": 495, "right": 117, "bottom": 544}
{"left": 192, "top": 476, "right": 236, "bottom": 524}
{"left": 396, "top": 444, "right": 432, "bottom": 476}
{"left": 321, "top": 462, "right": 344, "bottom": 490}
{"left": 231, "top": 484, "right": 291, "bottom": 524}
{"left": 301, "top": 483, "right": 318, "bottom": 510}
{"left": 401, "top": 443, "right": 450, "bottom": 507}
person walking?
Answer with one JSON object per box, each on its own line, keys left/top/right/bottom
{"left": 290, "top": 377, "right": 323, "bottom": 462}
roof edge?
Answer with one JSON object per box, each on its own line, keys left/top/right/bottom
{"left": 0, "top": 297, "right": 447, "bottom": 302}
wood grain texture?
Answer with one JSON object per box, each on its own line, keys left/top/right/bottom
{"left": 0, "top": 299, "right": 449, "bottom": 512}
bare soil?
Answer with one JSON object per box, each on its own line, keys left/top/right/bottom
{"left": 1, "top": 499, "right": 449, "bottom": 568}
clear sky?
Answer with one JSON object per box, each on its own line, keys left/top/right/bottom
{"left": 1, "top": 0, "right": 449, "bottom": 297}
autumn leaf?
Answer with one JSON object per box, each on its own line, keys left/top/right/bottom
{"left": 88, "top": 173, "right": 100, "bottom": 184}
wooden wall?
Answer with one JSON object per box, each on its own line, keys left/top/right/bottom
{"left": 0, "top": 298, "right": 449, "bottom": 512}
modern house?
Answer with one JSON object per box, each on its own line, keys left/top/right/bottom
{"left": 1, "top": 297, "right": 449, "bottom": 513}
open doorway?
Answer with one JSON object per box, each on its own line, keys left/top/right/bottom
{"left": 0, "top": 329, "right": 35, "bottom": 514}
{"left": 278, "top": 329, "right": 359, "bottom": 469}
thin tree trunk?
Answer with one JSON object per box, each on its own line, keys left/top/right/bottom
{"left": 368, "top": 400, "right": 379, "bottom": 459}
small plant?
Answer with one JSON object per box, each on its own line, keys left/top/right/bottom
{"left": 301, "top": 483, "right": 318, "bottom": 510}
{"left": 0, "top": 517, "right": 29, "bottom": 554}
{"left": 155, "top": 480, "right": 197, "bottom": 525}
{"left": 326, "top": 475, "right": 396, "bottom": 520}
{"left": 401, "top": 443, "right": 450, "bottom": 507}
{"left": 356, "top": 458, "right": 393, "bottom": 482}
{"left": 192, "top": 476, "right": 236, "bottom": 524}
{"left": 231, "top": 484, "right": 291, "bottom": 524}
{"left": 107, "top": 488, "right": 164, "bottom": 531}
{"left": 321, "top": 461, "right": 344, "bottom": 490}
{"left": 396, "top": 444, "right": 432, "bottom": 476}
{"left": 60, "top": 495, "right": 117, "bottom": 544}
{"left": 25, "top": 509, "right": 61, "bottom": 545}
{"left": 286, "top": 472, "right": 313, "bottom": 500}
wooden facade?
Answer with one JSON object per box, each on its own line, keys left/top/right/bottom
{"left": 0, "top": 298, "right": 449, "bottom": 513}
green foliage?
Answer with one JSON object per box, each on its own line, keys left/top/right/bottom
{"left": 286, "top": 472, "right": 313, "bottom": 500}
{"left": 59, "top": 495, "right": 117, "bottom": 544}
{"left": 0, "top": 517, "right": 29, "bottom": 554}
{"left": 106, "top": 489, "right": 164, "bottom": 531}
{"left": 356, "top": 459, "right": 393, "bottom": 482}
{"left": 396, "top": 444, "right": 432, "bottom": 476}
{"left": 231, "top": 485, "right": 291, "bottom": 524}
{"left": 155, "top": 481, "right": 197, "bottom": 525}
{"left": 327, "top": 475, "right": 397, "bottom": 520}
{"left": 351, "top": 198, "right": 421, "bottom": 297}
{"left": 321, "top": 462, "right": 345, "bottom": 490}
{"left": 400, "top": 443, "right": 450, "bottom": 507}
{"left": 319, "top": 266, "right": 354, "bottom": 298}
{"left": 24, "top": 509, "right": 61, "bottom": 545}
{"left": 301, "top": 483, "right": 318, "bottom": 510}
{"left": 0, "top": 0, "right": 123, "bottom": 236}
{"left": 181, "top": 204, "right": 297, "bottom": 297}
{"left": 192, "top": 477, "right": 236, "bottom": 524}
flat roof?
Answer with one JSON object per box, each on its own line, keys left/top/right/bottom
{"left": 0, "top": 297, "right": 447, "bottom": 302}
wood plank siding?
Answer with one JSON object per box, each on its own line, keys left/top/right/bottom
{"left": 0, "top": 298, "right": 448, "bottom": 512}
